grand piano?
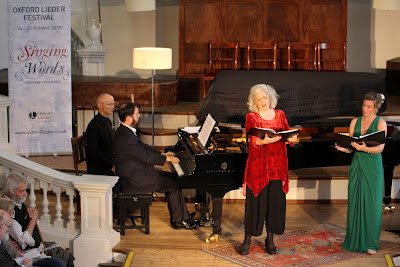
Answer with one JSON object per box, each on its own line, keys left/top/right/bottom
{"left": 166, "top": 125, "right": 248, "bottom": 239}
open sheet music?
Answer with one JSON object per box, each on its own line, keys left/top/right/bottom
{"left": 15, "top": 243, "right": 60, "bottom": 265}
{"left": 198, "top": 114, "right": 216, "bottom": 148}
{"left": 335, "top": 130, "right": 385, "bottom": 150}
{"left": 247, "top": 127, "right": 298, "bottom": 141}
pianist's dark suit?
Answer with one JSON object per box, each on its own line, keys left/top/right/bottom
{"left": 113, "top": 124, "right": 190, "bottom": 224}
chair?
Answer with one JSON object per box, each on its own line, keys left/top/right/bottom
{"left": 202, "top": 41, "right": 239, "bottom": 98}
{"left": 247, "top": 42, "right": 277, "bottom": 70}
{"left": 115, "top": 193, "right": 152, "bottom": 235}
{"left": 318, "top": 42, "right": 346, "bottom": 71}
{"left": 287, "top": 42, "right": 317, "bottom": 71}
{"left": 71, "top": 134, "right": 87, "bottom": 175}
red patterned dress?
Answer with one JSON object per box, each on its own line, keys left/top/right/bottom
{"left": 243, "top": 109, "right": 292, "bottom": 236}
{"left": 244, "top": 109, "right": 290, "bottom": 196}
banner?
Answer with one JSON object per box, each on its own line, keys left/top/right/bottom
{"left": 8, "top": 0, "right": 72, "bottom": 155}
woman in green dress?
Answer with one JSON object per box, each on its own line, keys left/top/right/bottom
{"left": 335, "top": 92, "right": 387, "bottom": 255}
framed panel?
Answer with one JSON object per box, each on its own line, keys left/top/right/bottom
{"left": 263, "top": 0, "right": 301, "bottom": 42}
{"left": 180, "top": 1, "right": 221, "bottom": 77}
{"left": 225, "top": 1, "right": 260, "bottom": 42}
{"left": 309, "top": 0, "right": 343, "bottom": 43}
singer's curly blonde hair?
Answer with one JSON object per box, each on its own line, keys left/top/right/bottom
{"left": 247, "top": 84, "right": 279, "bottom": 112}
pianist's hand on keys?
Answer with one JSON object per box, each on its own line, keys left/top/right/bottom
{"left": 163, "top": 153, "right": 180, "bottom": 163}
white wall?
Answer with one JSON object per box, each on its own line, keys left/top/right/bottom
{"left": 0, "top": 1, "right": 8, "bottom": 70}
{"left": 347, "top": 0, "right": 374, "bottom": 72}
{"left": 101, "top": 2, "right": 156, "bottom": 78}
{"left": 156, "top": 1, "right": 179, "bottom": 77}
{"left": 373, "top": 8, "right": 400, "bottom": 69}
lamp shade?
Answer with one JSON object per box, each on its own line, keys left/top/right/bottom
{"left": 125, "top": 0, "right": 155, "bottom": 12}
{"left": 373, "top": 0, "right": 400, "bottom": 11}
{"left": 133, "top": 47, "right": 172, "bottom": 70}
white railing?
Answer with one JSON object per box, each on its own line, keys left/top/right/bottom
{"left": 0, "top": 149, "right": 120, "bottom": 267}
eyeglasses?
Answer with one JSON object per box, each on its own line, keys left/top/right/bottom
{"left": 101, "top": 102, "right": 115, "bottom": 107}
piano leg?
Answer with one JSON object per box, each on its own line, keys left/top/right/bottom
{"left": 211, "top": 196, "right": 223, "bottom": 235}
{"left": 384, "top": 165, "right": 394, "bottom": 205}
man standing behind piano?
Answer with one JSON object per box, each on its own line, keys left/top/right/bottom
{"left": 86, "top": 93, "right": 115, "bottom": 176}
{"left": 241, "top": 84, "right": 297, "bottom": 255}
{"left": 113, "top": 102, "right": 199, "bottom": 230}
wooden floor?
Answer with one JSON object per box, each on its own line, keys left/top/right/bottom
{"left": 25, "top": 155, "right": 400, "bottom": 266}
{"left": 114, "top": 201, "right": 400, "bottom": 267}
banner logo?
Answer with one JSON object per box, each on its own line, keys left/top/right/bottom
{"left": 29, "top": 111, "right": 53, "bottom": 120}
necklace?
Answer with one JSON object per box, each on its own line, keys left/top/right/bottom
{"left": 362, "top": 116, "right": 375, "bottom": 130}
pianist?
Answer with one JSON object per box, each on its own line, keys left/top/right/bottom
{"left": 113, "top": 102, "right": 199, "bottom": 230}
{"left": 241, "top": 84, "right": 297, "bottom": 255}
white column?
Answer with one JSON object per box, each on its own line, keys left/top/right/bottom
{"left": 40, "top": 180, "right": 50, "bottom": 225}
{"left": 0, "top": 95, "right": 15, "bottom": 152}
{"left": 73, "top": 174, "right": 120, "bottom": 267}
{"left": 77, "top": 48, "right": 109, "bottom": 76}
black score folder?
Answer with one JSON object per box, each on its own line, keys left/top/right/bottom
{"left": 335, "top": 130, "right": 386, "bottom": 150}
{"left": 247, "top": 127, "right": 299, "bottom": 141}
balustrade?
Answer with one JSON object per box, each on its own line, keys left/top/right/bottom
{"left": 0, "top": 149, "right": 119, "bottom": 266}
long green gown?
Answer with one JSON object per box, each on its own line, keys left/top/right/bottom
{"left": 342, "top": 116, "right": 383, "bottom": 252}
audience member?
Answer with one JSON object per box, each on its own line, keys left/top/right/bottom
{"left": 0, "top": 209, "right": 33, "bottom": 267}
{"left": 3, "top": 174, "right": 70, "bottom": 266}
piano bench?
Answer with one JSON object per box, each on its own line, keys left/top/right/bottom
{"left": 114, "top": 193, "right": 152, "bottom": 235}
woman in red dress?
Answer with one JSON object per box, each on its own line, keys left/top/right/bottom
{"left": 241, "top": 84, "right": 297, "bottom": 255}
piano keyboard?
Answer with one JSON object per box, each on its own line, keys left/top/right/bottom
{"left": 172, "top": 162, "right": 185, "bottom": 177}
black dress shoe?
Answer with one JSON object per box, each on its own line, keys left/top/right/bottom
{"left": 189, "top": 212, "right": 196, "bottom": 219}
{"left": 241, "top": 243, "right": 250, "bottom": 255}
{"left": 265, "top": 239, "right": 277, "bottom": 255}
{"left": 172, "top": 219, "right": 200, "bottom": 230}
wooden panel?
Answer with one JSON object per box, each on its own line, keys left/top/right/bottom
{"left": 263, "top": 0, "right": 301, "bottom": 42}
{"left": 71, "top": 75, "right": 177, "bottom": 107}
{"left": 309, "top": 0, "right": 346, "bottom": 70}
{"left": 179, "top": 0, "right": 347, "bottom": 78}
{"left": 225, "top": 1, "right": 259, "bottom": 42}
{"left": 309, "top": 0, "right": 343, "bottom": 42}
{"left": 180, "top": 1, "right": 221, "bottom": 77}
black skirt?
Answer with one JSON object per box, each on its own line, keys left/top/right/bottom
{"left": 244, "top": 180, "right": 286, "bottom": 236}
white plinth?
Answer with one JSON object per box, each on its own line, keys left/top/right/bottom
{"left": 77, "top": 48, "right": 109, "bottom": 76}
{"left": 73, "top": 174, "right": 120, "bottom": 267}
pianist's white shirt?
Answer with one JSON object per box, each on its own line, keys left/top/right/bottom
{"left": 121, "top": 123, "right": 137, "bottom": 135}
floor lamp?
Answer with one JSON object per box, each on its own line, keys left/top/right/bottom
{"left": 133, "top": 47, "right": 172, "bottom": 146}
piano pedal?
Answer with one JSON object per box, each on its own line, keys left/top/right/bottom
{"left": 202, "top": 211, "right": 212, "bottom": 227}
{"left": 206, "top": 233, "right": 219, "bottom": 244}
{"left": 389, "top": 204, "right": 396, "bottom": 212}
{"left": 195, "top": 202, "right": 201, "bottom": 211}
{"left": 383, "top": 205, "right": 391, "bottom": 213}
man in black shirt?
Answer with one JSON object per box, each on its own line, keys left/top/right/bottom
{"left": 86, "top": 93, "right": 115, "bottom": 176}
